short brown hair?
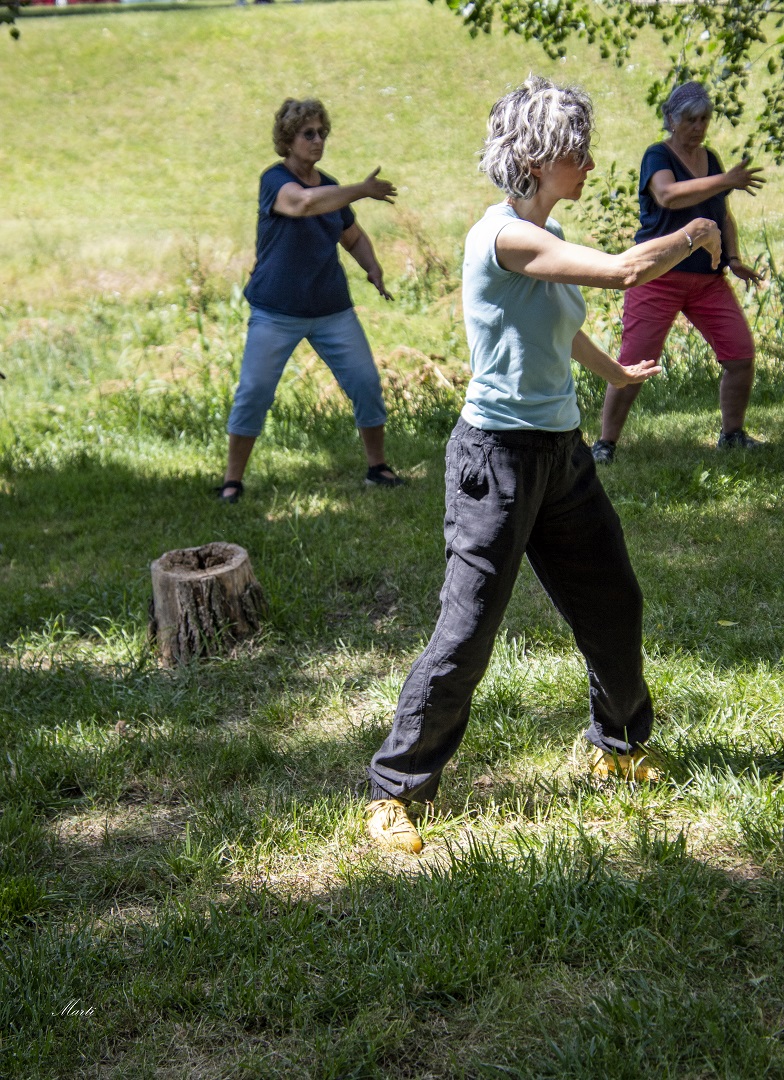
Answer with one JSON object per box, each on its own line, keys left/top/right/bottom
{"left": 272, "top": 98, "right": 331, "bottom": 157}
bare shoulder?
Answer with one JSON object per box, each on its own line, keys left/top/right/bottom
{"left": 496, "top": 219, "right": 559, "bottom": 257}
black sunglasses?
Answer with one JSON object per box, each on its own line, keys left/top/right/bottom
{"left": 300, "top": 127, "right": 328, "bottom": 142}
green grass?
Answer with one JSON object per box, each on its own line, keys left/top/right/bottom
{"left": 5, "top": 0, "right": 783, "bottom": 301}
{"left": 2, "top": 2, "right": 784, "bottom": 1076}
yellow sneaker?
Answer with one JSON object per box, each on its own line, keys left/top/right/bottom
{"left": 365, "top": 798, "right": 423, "bottom": 854}
{"left": 589, "top": 746, "right": 661, "bottom": 783}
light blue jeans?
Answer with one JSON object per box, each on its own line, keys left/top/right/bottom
{"left": 227, "top": 306, "right": 387, "bottom": 437}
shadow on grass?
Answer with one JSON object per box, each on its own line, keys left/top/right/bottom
{"left": 0, "top": 438, "right": 448, "bottom": 648}
{"left": 3, "top": 808, "right": 783, "bottom": 1078}
{"left": 3, "top": 420, "right": 782, "bottom": 660}
{"left": 2, "top": 412, "right": 783, "bottom": 864}
{"left": 1, "top": 650, "right": 387, "bottom": 807}
{"left": 670, "top": 737, "right": 784, "bottom": 780}
{"left": 592, "top": 425, "right": 784, "bottom": 667}
{"left": 3, "top": 576, "right": 783, "bottom": 1076}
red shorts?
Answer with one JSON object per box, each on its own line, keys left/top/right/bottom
{"left": 618, "top": 270, "right": 755, "bottom": 367}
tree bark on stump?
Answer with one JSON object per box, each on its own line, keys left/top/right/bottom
{"left": 149, "top": 542, "right": 268, "bottom": 666}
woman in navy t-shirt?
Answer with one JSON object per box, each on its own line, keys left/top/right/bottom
{"left": 218, "top": 98, "right": 403, "bottom": 501}
{"left": 592, "top": 82, "right": 765, "bottom": 464}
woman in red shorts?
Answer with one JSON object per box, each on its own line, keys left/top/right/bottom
{"left": 592, "top": 81, "right": 765, "bottom": 464}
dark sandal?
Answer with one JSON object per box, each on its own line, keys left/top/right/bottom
{"left": 215, "top": 480, "right": 244, "bottom": 503}
{"left": 365, "top": 463, "right": 405, "bottom": 488}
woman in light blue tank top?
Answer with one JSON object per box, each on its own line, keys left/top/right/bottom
{"left": 364, "top": 76, "right": 721, "bottom": 853}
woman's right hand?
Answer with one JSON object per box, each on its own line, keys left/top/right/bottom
{"left": 363, "top": 167, "right": 397, "bottom": 204}
{"left": 724, "top": 158, "right": 766, "bottom": 196}
{"left": 686, "top": 218, "right": 722, "bottom": 270}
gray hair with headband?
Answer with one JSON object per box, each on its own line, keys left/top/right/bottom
{"left": 662, "top": 82, "right": 713, "bottom": 132}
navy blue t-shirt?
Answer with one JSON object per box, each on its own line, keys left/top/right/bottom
{"left": 244, "top": 163, "right": 356, "bottom": 316}
{"left": 635, "top": 142, "right": 727, "bottom": 275}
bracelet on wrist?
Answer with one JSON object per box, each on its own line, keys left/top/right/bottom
{"left": 681, "top": 229, "right": 693, "bottom": 252}
{"left": 728, "top": 255, "right": 741, "bottom": 264}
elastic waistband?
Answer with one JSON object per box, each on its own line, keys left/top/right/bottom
{"left": 455, "top": 415, "right": 580, "bottom": 451}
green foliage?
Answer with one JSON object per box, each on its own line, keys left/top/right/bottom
{"left": 576, "top": 162, "right": 639, "bottom": 256}
{"left": 0, "top": 1, "right": 21, "bottom": 40}
{"left": 438, "top": 0, "right": 784, "bottom": 161}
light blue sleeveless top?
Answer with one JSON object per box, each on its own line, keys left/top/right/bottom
{"left": 461, "top": 203, "right": 586, "bottom": 432}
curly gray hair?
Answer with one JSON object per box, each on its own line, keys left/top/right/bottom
{"left": 480, "top": 76, "right": 594, "bottom": 200}
{"left": 272, "top": 98, "right": 331, "bottom": 157}
{"left": 662, "top": 82, "right": 713, "bottom": 133}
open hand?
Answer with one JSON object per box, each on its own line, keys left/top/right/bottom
{"left": 610, "top": 358, "right": 662, "bottom": 388}
{"left": 725, "top": 158, "right": 765, "bottom": 196}
{"left": 363, "top": 167, "right": 397, "bottom": 204}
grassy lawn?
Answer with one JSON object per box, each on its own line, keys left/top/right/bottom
{"left": 2, "top": 2, "right": 784, "bottom": 1076}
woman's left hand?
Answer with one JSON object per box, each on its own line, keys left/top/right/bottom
{"left": 724, "top": 158, "right": 766, "bottom": 196}
{"left": 729, "top": 258, "right": 764, "bottom": 288}
{"left": 609, "top": 358, "right": 662, "bottom": 387}
{"left": 362, "top": 168, "right": 398, "bottom": 204}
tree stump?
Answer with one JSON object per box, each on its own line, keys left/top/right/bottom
{"left": 149, "top": 542, "right": 268, "bottom": 666}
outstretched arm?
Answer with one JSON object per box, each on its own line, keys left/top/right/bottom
{"left": 341, "top": 222, "right": 394, "bottom": 301}
{"left": 571, "top": 331, "right": 660, "bottom": 387}
{"left": 273, "top": 168, "right": 397, "bottom": 218}
{"left": 496, "top": 216, "right": 721, "bottom": 289}
{"left": 648, "top": 158, "right": 765, "bottom": 211}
